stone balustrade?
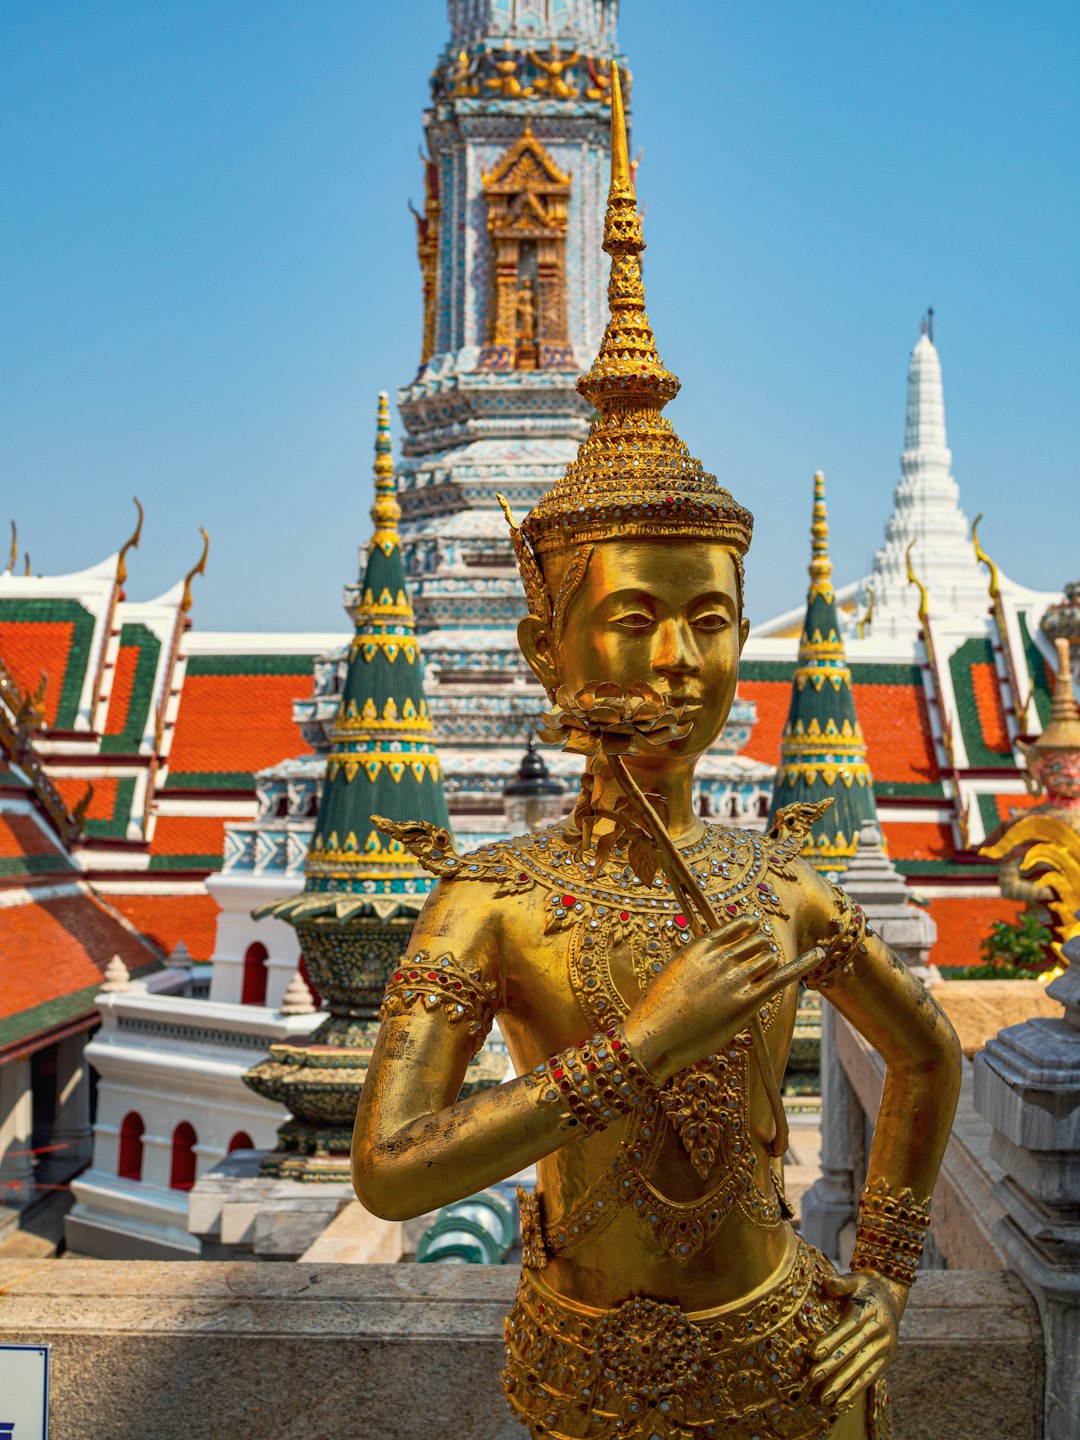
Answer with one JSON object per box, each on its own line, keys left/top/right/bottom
{"left": 0, "top": 1260, "right": 1042, "bottom": 1440}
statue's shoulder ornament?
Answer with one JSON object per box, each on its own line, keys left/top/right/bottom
{"left": 371, "top": 815, "right": 536, "bottom": 897}
{"left": 764, "top": 799, "right": 835, "bottom": 878}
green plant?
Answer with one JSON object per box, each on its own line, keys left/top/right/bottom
{"left": 945, "top": 912, "right": 1054, "bottom": 980}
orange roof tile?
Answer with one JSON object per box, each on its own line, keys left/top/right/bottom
{"left": 0, "top": 813, "right": 58, "bottom": 859}
{"left": 857, "top": 682, "right": 939, "bottom": 786}
{"left": 167, "top": 670, "right": 310, "bottom": 778}
{"left": 881, "top": 820, "right": 956, "bottom": 862}
{"left": 150, "top": 813, "right": 228, "bottom": 859}
{"left": 927, "top": 895, "right": 1023, "bottom": 970}
{"left": 971, "top": 662, "right": 1012, "bottom": 758}
{"left": 104, "top": 642, "right": 140, "bottom": 737}
{"left": 738, "top": 680, "right": 790, "bottom": 765}
{"left": 53, "top": 775, "right": 120, "bottom": 823}
{"left": 106, "top": 891, "right": 221, "bottom": 961}
{"left": 0, "top": 889, "right": 159, "bottom": 1024}
{"left": 0, "top": 621, "right": 79, "bottom": 728}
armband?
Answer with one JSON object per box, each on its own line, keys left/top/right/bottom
{"left": 803, "top": 885, "right": 872, "bottom": 990}
{"left": 379, "top": 950, "right": 499, "bottom": 1056}
{"left": 850, "top": 1176, "right": 932, "bottom": 1287}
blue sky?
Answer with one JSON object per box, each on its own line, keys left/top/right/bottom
{"left": 2, "top": 1, "right": 1077, "bottom": 631}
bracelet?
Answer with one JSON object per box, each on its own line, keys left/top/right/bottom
{"left": 850, "top": 1176, "right": 932, "bottom": 1286}
{"left": 528, "top": 1024, "right": 656, "bottom": 1132}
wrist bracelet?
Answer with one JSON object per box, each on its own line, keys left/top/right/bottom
{"left": 529, "top": 1024, "right": 656, "bottom": 1132}
{"left": 850, "top": 1176, "right": 932, "bottom": 1287}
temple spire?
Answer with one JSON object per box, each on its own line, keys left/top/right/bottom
{"left": 301, "top": 394, "right": 451, "bottom": 894}
{"left": 768, "top": 472, "right": 878, "bottom": 872}
{"left": 861, "top": 321, "right": 989, "bottom": 638}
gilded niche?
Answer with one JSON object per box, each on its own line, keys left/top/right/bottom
{"left": 479, "top": 122, "right": 573, "bottom": 372}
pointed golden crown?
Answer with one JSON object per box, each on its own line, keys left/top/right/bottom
{"left": 509, "top": 65, "right": 753, "bottom": 573}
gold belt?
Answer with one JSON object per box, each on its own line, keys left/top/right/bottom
{"left": 501, "top": 1235, "right": 892, "bottom": 1440}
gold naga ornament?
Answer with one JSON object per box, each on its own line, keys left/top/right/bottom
{"left": 355, "top": 64, "right": 962, "bottom": 1440}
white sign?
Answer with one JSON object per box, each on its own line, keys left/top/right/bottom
{"left": 0, "top": 1345, "right": 49, "bottom": 1439}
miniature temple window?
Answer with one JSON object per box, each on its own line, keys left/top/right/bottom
{"left": 169, "top": 1121, "right": 198, "bottom": 1191}
{"left": 479, "top": 121, "right": 573, "bottom": 372}
{"left": 227, "top": 1131, "right": 254, "bottom": 1153}
{"left": 241, "top": 941, "right": 269, "bottom": 1006}
{"left": 117, "top": 1111, "right": 144, "bottom": 1181}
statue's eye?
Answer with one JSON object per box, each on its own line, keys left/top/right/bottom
{"left": 693, "top": 612, "right": 729, "bottom": 632}
{"left": 614, "top": 610, "right": 653, "bottom": 630}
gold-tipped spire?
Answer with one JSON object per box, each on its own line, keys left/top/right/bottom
{"left": 576, "top": 63, "right": 679, "bottom": 416}
{"left": 514, "top": 66, "right": 753, "bottom": 572}
{"left": 808, "top": 471, "right": 833, "bottom": 597}
{"left": 1043, "top": 639, "right": 1080, "bottom": 739}
{"left": 370, "top": 392, "right": 401, "bottom": 556}
{"left": 6, "top": 521, "right": 16, "bottom": 575}
{"left": 180, "top": 529, "right": 210, "bottom": 615}
{"left": 116, "top": 497, "right": 144, "bottom": 587}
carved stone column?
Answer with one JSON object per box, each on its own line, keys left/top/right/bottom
{"left": 973, "top": 934, "right": 1080, "bottom": 1439}
{"left": 802, "top": 821, "right": 938, "bottom": 1256}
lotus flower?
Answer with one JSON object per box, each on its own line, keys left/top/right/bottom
{"left": 536, "top": 682, "right": 691, "bottom": 757}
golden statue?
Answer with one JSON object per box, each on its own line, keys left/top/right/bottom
{"left": 529, "top": 43, "right": 581, "bottom": 100}
{"left": 354, "top": 67, "right": 961, "bottom": 1440}
{"left": 485, "top": 41, "right": 534, "bottom": 98}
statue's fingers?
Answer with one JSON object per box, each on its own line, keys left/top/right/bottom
{"left": 810, "top": 1307, "right": 865, "bottom": 1364}
{"left": 820, "top": 1342, "right": 892, "bottom": 1409}
{"left": 820, "top": 1270, "right": 860, "bottom": 1297}
{"left": 759, "top": 946, "right": 825, "bottom": 998}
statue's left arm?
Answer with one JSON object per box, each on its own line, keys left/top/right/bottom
{"left": 796, "top": 864, "right": 963, "bottom": 1410}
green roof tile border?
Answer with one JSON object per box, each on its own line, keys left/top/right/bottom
{"left": 0, "top": 965, "right": 159, "bottom": 1052}
{"left": 948, "top": 637, "right": 1015, "bottom": 770}
{"left": 184, "top": 654, "right": 317, "bottom": 678}
{"left": 0, "top": 852, "right": 75, "bottom": 880}
{"left": 100, "top": 623, "right": 161, "bottom": 755}
{"left": 84, "top": 776, "right": 137, "bottom": 839}
{"left": 162, "top": 769, "right": 258, "bottom": 791}
{"left": 1017, "top": 611, "right": 1053, "bottom": 730}
{"left": 147, "top": 852, "right": 223, "bottom": 872}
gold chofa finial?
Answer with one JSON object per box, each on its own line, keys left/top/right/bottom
{"left": 116, "top": 497, "right": 144, "bottom": 587}
{"left": 808, "top": 471, "right": 832, "bottom": 596}
{"left": 181, "top": 529, "right": 210, "bottom": 615}
{"left": 370, "top": 392, "right": 401, "bottom": 555}
{"left": 514, "top": 64, "right": 753, "bottom": 572}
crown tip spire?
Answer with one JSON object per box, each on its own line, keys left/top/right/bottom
{"left": 609, "top": 63, "right": 630, "bottom": 192}
{"left": 1050, "top": 637, "right": 1080, "bottom": 724}
{"left": 809, "top": 470, "right": 832, "bottom": 587}
{"left": 371, "top": 390, "right": 400, "bottom": 543}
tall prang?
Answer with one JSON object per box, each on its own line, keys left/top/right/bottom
{"left": 397, "top": 3, "right": 623, "bottom": 836}
{"left": 395, "top": 2, "right": 762, "bottom": 837}
{"left": 768, "top": 473, "right": 878, "bottom": 871}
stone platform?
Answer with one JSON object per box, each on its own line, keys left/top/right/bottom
{"left": 0, "top": 1261, "right": 1043, "bottom": 1439}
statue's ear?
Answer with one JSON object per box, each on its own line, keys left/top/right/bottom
{"left": 518, "top": 615, "right": 558, "bottom": 697}
{"left": 739, "top": 615, "right": 750, "bottom": 652}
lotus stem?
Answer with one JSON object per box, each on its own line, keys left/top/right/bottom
{"left": 606, "top": 752, "right": 789, "bottom": 1159}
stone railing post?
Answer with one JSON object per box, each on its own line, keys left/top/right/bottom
{"left": 973, "top": 932, "right": 1080, "bottom": 1439}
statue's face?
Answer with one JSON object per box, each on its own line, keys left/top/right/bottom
{"left": 522, "top": 539, "right": 749, "bottom": 763}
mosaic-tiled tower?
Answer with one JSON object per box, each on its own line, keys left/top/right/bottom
{"left": 768, "top": 472, "right": 878, "bottom": 871}
{"left": 245, "top": 397, "right": 499, "bottom": 1180}
{"left": 397, "top": 2, "right": 619, "bottom": 836}
{"left": 397, "top": 1, "right": 759, "bottom": 836}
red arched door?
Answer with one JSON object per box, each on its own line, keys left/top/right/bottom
{"left": 170, "top": 1122, "right": 198, "bottom": 1190}
{"left": 227, "top": 1131, "right": 254, "bottom": 1153}
{"left": 241, "top": 942, "right": 269, "bottom": 1005}
{"left": 117, "top": 1112, "right": 144, "bottom": 1180}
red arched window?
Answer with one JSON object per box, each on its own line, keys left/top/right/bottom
{"left": 170, "top": 1122, "right": 198, "bottom": 1191}
{"left": 117, "top": 1112, "right": 144, "bottom": 1181}
{"left": 241, "top": 942, "right": 269, "bottom": 1005}
{"left": 227, "top": 1131, "right": 254, "bottom": 1153}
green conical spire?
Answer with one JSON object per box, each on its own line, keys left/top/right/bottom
{"left": 768, "top": 471, "right": 878, "bottom": 872}
{"left": 304, "top": 393, "right": 451, "bottom": 894}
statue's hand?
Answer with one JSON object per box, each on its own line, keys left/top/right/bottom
{"left": 809, "top": 1269, "right": 906, "bottom": 1412}
{"left": 622, "top": 915, "right": 826, "bottom": 1083}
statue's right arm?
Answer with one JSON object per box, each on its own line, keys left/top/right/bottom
{"left": 351, "top": 881, "right": 575, "bottom": 1221}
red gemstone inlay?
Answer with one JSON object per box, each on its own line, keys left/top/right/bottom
{"left": 612, "top": 1039, "right": 622, "bottom": 1050}
{"left": 562, "top": 895, "right": 576, "bottom": 908}
{"left": 553, "top": 1068, "right": 564, "bottom": 1079}
{"left": 619, "top": 910, "right": 630, "bottom": 922}
{"left": 518, "top": 873, "right": 528, "bottom": 882}
{"left": 758, "top": 883, "right": 769, "bottom": 892}
{"left": 725, "top": 904, "right": 738, "bottom": 916}
{"left": 409, "top": 970, "right": 419, "bottom": 979}
{"left": 427, "top": 972, "right": 437, "bottom": 980}
{"left": 675, "top": 913, "right": 688, "bottom": 928}
{"left": 587, "top": 1063, "right": 597, "bottom": 1073}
